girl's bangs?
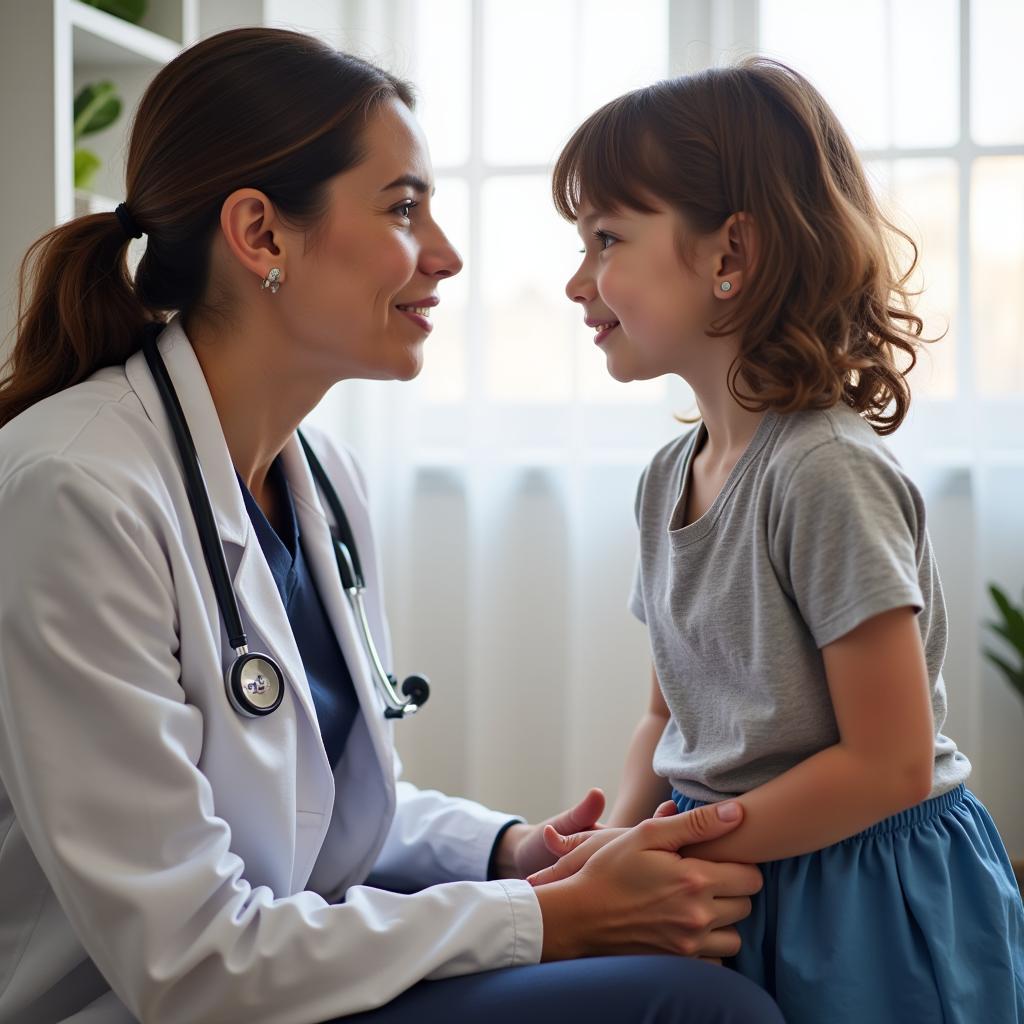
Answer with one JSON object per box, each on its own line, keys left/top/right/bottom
{"left": 552, "top": 91, "right": 660, "bottom": 222}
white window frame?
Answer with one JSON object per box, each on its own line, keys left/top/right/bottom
{"left": 395, "top": 0, "right": 1024, "bottom": 467}
{"left": 844, "top": 0, "right": 1024, "bottom": 463}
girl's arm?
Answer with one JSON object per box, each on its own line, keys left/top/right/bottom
{"left": 606, "top": 666, "right": 674, "bottom": 827}
{"left": 680, "top": 605, "right": 935, "bottom": 864}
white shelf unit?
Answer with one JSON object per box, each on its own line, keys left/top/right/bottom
{"left": 70, "top": 0, "right": 187, "bottom": 65}
{"left": 0, "top": 0, "right": 370, "bottom": 350}
{"left": 0, "top": 0, "right": 198, "bottom": 349}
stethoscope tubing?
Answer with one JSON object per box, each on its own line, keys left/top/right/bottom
{"left": 140, "top": 326, "right": 427, "bottom": 720}
{"left": 142, "top": 328, "right": 248, "bottom": 651}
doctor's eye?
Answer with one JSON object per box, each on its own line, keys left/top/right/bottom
{"left": 393, "top": 200, "right": 419, "bottom": 220}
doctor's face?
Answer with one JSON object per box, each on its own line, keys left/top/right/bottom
{"left": 278, "top": 98, "right": 463, "bottom": 382}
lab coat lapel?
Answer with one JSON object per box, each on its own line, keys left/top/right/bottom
{"left": 227, "top": 537, "right": 329, "bottom": 777}
{"left": 123, "top": 320, "right": 329, "bottom": 779}
{"left": 279, "top": 435, "right": 394, "bottom": 788}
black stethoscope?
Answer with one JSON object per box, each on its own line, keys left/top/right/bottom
{"left": 141, "top": 327, "right": 430, "bottom": 721}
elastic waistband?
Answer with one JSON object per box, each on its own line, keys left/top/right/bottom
{"left": 672, "top": 783, "right": 968, "bottom": 841}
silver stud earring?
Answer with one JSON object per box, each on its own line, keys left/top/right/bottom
{"left": 720, "top": 281, "right": 733, "bottom": 293}
{"left": 261, "top": 267, "right": 282, "bottom": 294}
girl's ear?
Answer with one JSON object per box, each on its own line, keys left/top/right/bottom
{"left": 713, "top": 212, "right": 757, "bottom": 299}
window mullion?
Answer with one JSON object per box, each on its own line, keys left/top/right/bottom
{"left": 466, "top": 0, "right": 487, "bottom": 448}
{"left": 957, "top": 0, "right": 975, "bottom": 410}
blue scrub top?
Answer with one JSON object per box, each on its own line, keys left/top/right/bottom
{"left": 238, "top": 457, "right": 360, "bottom": 768}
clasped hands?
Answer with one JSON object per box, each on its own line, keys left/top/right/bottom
{"left": 495, "top": 789, "right": 762, "bottom": 962}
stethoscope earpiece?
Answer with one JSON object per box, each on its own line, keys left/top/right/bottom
{"left": 400, "top": 674, "right": 430, "bottom": 707}
{"left": 382, "top": 674, "right": 431, "bottom": 719}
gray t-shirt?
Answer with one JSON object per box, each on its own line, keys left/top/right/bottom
{"left": 629, "top": 403, "right": 971, "bottom": 803}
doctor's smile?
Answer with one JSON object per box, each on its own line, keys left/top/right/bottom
{"left": 394, "top": 294, "right": 439, "bottom": 333}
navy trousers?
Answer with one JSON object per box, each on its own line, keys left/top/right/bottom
{"left": 330, "top": 955, "right": 785, "bottom": 1023}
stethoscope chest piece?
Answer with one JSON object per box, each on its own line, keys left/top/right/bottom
{"left": 226, "top": 651, "right": 285, "bottom": 717}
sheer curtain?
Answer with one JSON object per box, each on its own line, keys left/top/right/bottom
{"left": 292, "top": 0, "right": 694, "bottom": 824}
{"left": 278, "top": 0, "right": 1022, "bottom": 852}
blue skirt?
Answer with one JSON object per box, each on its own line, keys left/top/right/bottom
{"left": 672, "top": 784, "right": 1024, "bottom": 1024}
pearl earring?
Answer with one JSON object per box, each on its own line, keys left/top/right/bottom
{"left": 720, "top": 281, "right": 733, "bottom": 293}
{"left": 261, "top": 268, "right": 282, "bottom": 294}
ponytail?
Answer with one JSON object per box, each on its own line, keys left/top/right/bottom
{"left": 0, "top": 212, "right": 156, "bottom": 427}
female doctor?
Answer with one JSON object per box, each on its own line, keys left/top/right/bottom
{"left": 0, "top": 28, "right": 783, "bottom": 1024}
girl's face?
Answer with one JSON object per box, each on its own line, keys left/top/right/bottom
{"left": 271, "top": 98, "right": 463, "bottom": 383}
{"left": 565, "top": 198, "right": 738, "bottom": 383}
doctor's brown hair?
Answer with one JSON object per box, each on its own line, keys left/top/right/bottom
{"left": 552, "top": 58, "right": 932, "bottom": 435}
{"left": 0, "top": 28, "right": 414, "bottom": 428}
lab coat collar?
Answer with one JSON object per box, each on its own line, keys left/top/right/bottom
{"left": 125, "top": 318, "right": 250, "bottom": 547}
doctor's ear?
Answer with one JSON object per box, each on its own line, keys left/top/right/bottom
{"left": 219, "top": 188, "right": 287, "bottom": 289}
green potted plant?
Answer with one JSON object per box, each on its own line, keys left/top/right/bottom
{"left": 984, "top": 583, "right": 1024, "bottom": 892}
{"left": 73, "top": 80, "right": 122, "bottom": 191}
{"left": 80, "top": 0, "right": 147, "bottom": 24}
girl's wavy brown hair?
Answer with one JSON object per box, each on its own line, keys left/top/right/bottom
{"left": 552, "top": 57, "right": 935, "bottom": 435}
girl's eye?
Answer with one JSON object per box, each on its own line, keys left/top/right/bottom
{"left": 394, "top": 200, "right": 419, "bottom": 219}
{"left": 579, "top": 230, "right": 618, "bottom": 255}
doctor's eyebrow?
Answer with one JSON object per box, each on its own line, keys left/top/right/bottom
{"left": 380, "top": 174, "right": 435, "bottom": 196}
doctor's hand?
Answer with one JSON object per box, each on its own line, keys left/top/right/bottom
{"left": 530, "top": 801, "right": 762, "bottom": 962}
{"left": 492, "top": 787, "right": 609, "bottom": 879}
{"left": 526, "top": 796, "right": 681, "bottom": 886}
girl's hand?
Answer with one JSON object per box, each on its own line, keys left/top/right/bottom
{"left": 532, "top": 801, "right": 762, "bottom": 961}
{"left": 527, "top": 797, "right": 681, "bottom": 886}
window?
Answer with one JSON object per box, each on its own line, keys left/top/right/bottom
{"left": 760, "top": 0, "right": 1024, "bottom": 437}
{"left": 407, "top": 0, "right": 676, "bottom": 461}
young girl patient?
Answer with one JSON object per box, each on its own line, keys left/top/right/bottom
{"left": 527, "top": 58, "right": 1024, "bottom": 1023}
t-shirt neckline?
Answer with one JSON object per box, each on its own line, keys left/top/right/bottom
{"left": 668, "top": 410, "right": 780, "bottom": 547}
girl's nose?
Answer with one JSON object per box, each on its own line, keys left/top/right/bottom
{"left": 566, "top": 264, "right": 595, "bottom": 303}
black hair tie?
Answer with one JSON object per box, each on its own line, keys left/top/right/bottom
{"left": 115, "top": 202, "right": 143, "bottom": 240}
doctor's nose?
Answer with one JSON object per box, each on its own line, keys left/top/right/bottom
{"left": 421, "top": 224, "right": 463, "bottom": 280}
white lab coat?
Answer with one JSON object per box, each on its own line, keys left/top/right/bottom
{"left": 0, "top": 320, "right": 542, "bottom": 1024}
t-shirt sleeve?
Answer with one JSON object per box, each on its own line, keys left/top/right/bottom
{"left": 628, "top": 555, "right": 646, "bottom": 624}
{"left": 628, "top": 465, "right": 648, "bottom": 624}
{"left": 769, "top": 439, "right": 925, "bottom": 648}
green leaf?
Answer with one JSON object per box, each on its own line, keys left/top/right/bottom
{"left": 987, "top": 620, "right": 1024, "bottom": 656}
{"left": 74, "top": 148, "right": 101, "bottom": 190}
{"left": 985, "top": 647, "right": 1024, "bottom": 680}
{"left": 985, "top": 650, "right": 1024, "bottom": 703}
{"left": 987, "top": 583, "right": 1024, "bottom": 649}
{"left": 79, "top": 0, "right": 148, "bottom": 25}
{"left": 73, "top": 82, "right": 122, "bottom": 141}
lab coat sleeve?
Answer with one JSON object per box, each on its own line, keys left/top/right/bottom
{"left": 365, "top": 749, "right": 525, "bottom": 891}
{"left": 0, "top": 459, "right": 543, "bottom": 1024}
